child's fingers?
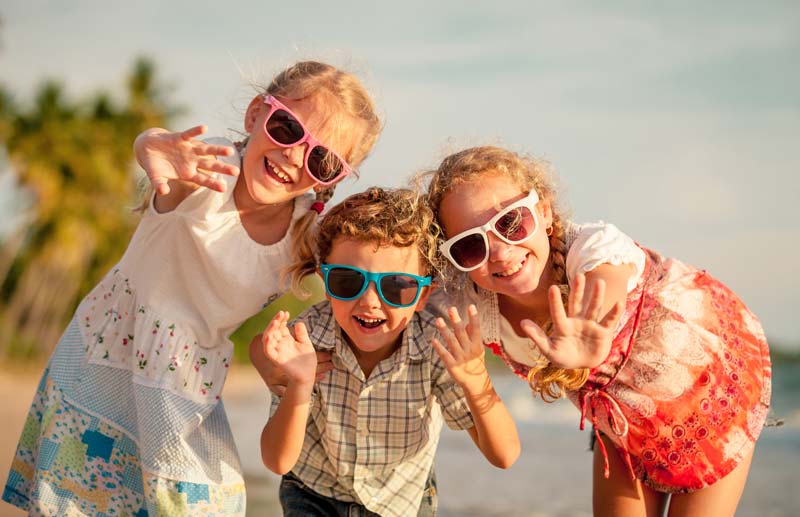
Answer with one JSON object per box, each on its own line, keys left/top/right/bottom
{"left": 568, "top": 273, "right": 585, "bottom": 316}
{"left": 262, "top": 314, "right": 285, "bottom": 352}
{"left": 188, "top": 170, "right": 226, "bottom": 192}
{"left": 180, "top": 125, "right": 208, "bottom": 140}
{"left": 265, "top": 311, "right": 287, "bottom": 336}
{"left": 519, "top": 319, "right": 553, "bottom": 359}
{"left": 548, "top": 285, "right": 569, "bottom": 329}
{"left": 292, "top": 321, "right": 312, "bottom": 347}
{"left": 196, "top": 157, "right": 239, "bottom": 177}
{"left": 447, "top": 307, "right": 471, "bottom": 352}
{"left": 465, "top": 304, "right": 482, "bottom": 353}
{"left": 584, "top": 279, "right": 606, "bottom": 323}
{"left": 600, "top": 300, "right": 624, "bottom": 329}
{"left": 431, "top": 337, "right": 455, "bottom": 366}
{"left": 277, "top": 311, "right": 292, "bottom": 336}
{"left": 434, "top": 318, "right": 463, "bottom": 360}
{"left": 195, "top": 142, "right": 236, "bottom": 158}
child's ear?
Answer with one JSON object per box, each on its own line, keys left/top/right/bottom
{"left": 244, "top": 95, "right": 266, "bottom": 133}
{"left": 537, "top": 199, "right": 553, "bottom": 230}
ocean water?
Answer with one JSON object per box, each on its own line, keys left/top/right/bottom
{"left": 228, "top": 361, "right": 800, "bottom": 516}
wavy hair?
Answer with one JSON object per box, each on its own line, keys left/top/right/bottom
{"left": 420, "top": 146, "right": 588, "bottom": 400}
{"left": 290, "top": 187, "right": 440, "bottom": 294}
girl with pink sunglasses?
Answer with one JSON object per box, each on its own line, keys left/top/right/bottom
{"left": 422, "top": 145, "right": 772, "bottom": 517}
{"left": 3, "top": 61, "right": 381, "bottom": 516}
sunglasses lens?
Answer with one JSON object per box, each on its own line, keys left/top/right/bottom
{"left": 308, "top": 145, "right": 344, "bottom": 183}
{"left": 266, "top": 109, "right": 305, "bottom": 145}
{"left": 379, "top": 275, "right": 422, "bottom": 306}
{"left": 326, "top": 268, "right": 365, "bottom": 299}
{"left": 494, "top": 206, "right": 536, "bottom": 242}
{"left": 449, "top": 233, "right": 487, "bottom": 269}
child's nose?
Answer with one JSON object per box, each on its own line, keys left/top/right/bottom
{"left": 487, "top": 232, "right": 513, "bottom": 262}
{"left": 282, "top": 143, "right": 306, "bottom": 169}
{"left": 358, "top": 282, "right": 382, "bottom": 307}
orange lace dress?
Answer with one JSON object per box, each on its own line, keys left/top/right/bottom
{"left": 476, "top": 222, "right": 772, "bottom": 493}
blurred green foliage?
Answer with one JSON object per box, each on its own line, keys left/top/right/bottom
{"left": 0, "top": 58, "right": 179, "bottom": 358}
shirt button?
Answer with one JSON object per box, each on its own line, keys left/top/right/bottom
{"left": 357, "top": 422, "right": 369, "bottom": 436}
{"left": 339, "top": 464, "right": 349, "bottom": 476}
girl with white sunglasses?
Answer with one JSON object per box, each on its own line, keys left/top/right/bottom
{"left": 422, "top": 145, "right": 772, "bottom": 517}
{"left": 3, "top": 61, "right": 381, "bottom": 516}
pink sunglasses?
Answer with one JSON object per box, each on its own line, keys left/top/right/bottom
{"left": 262, "top": 95, "right": 353, "bottom": 186}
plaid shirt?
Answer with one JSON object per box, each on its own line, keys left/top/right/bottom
{"left": 269, "top": 301, "right": 474, "bottom": 517}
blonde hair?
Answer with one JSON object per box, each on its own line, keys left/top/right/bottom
{"left": 262, "top": 62, "right": 383, "bottom": 294}
{"left": 290, "top": 187, "right": 440, "bottom": 293}
{"left": 422, "top": 146, "right": 589, "bottom": 400}
{"left": 136, "top": 61, "right": 383, "bottom": 259}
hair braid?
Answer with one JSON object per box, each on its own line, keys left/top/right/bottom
{"left": 284, "top": 186, "right": 337, "bottom": 298}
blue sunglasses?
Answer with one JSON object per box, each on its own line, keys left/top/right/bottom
{"left": 320, "top": 264, "right": 432, "bottom": 308}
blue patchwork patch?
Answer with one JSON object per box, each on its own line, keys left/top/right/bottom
{"left": 82, "top": 430, "right": 114, "bottom": 461}
{"left": 176, "top": 481, "right": 210, "bottom": 504}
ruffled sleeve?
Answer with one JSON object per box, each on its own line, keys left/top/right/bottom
{"left": 565, "top": 221, "right": 646, "bottom": 293}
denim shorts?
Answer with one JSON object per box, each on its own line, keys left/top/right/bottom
{"left": 279, "top": 470, "right": 438, "bottom": 516}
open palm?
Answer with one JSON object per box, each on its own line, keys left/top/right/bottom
{"left": 520, "top": 274, "right": 623, "bottom": 369}
{"left": 134, "top": 125, "right": 239, "bottom": 195}
{"left": 432, "top": 305, "right": 488, "bottom": 392}
{"left": 262, "top": 311, "right": 317, "bottom": 386}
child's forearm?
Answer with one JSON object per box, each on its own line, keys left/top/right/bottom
{"left": 260, "top": 380, "right": 314, "bottom": 475}
{"left": 461, "top": 373, "right": 520, "bottom": 469}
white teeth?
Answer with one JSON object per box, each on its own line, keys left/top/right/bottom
{"left": 267, "top": 160, "right": 292, "bottom": 183}
{"left": 496, "top": 260, "right": 524, "bottom": 277}
{"left": 356, "top": 316, "right": 384, "bottom": 324}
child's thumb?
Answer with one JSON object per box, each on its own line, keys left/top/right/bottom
{"left": 293, "top": 321, "right": 312, "bottom": 344}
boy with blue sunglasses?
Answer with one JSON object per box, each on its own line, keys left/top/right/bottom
{"left": 254, "top": 187, "right": 520, "bottom": 516}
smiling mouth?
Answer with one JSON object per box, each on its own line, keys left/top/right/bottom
{"left": 494, "top": 255, "right": 527, "bottom": 278}
{"left": 354, "top": 316, "right": 386, "bottom": 329}
{"left": 264, "top": 158, "right": 293, "bottom": 184}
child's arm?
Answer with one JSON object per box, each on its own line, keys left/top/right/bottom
{"left": 433, "top": 305, "right": 520, "bottom": 469}
{"left": 133, "top": 125, "right": 239, "bottom": 213}
{"left": 257, "top": 311, "right": 317, "bottom": 475}
{"left": 519, "top": 270, "right": 627, "bottom": 370}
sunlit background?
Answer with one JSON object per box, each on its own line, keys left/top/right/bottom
{"left": 1, "top": 1, "right": 798, "bottom": 516}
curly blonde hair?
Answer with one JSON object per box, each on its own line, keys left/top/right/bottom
{"left": 421, "top": 146, "right": 588, "bottom": 401}
{"left": 290, "top": 187, "right": 441, "bottom": 294}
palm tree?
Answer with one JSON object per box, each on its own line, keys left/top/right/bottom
{"left": 0, "top": 58, "right": 178, "bottom": 358}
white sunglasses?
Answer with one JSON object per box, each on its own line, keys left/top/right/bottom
{"left": 440, "top": 191, "right": 540, "bottom": 272}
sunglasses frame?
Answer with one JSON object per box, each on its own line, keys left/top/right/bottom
{"left": 262, "top": 95, "right": 353, "bottom": 186}
{"left": 319, "top": 263, "right": 432, "bottom": 308}
{"left": 440, "top": 190, "right": 541, "bottom": 272}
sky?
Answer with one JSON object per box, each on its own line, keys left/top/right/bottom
{"left": 1, "top": 1, "right": 798, "bottom": 349}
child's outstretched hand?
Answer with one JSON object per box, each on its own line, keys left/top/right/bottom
{"left": 261, "top": 311, "right": 316, "bottom": 387}
{"left": 520, "top": 273, "right": 623, "bottom": 369}
{"left": 433, "top": 305, "right": 488, "bottom": 392}
{"left": 134, "top": 125, "right": 239, "bottom": 195}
